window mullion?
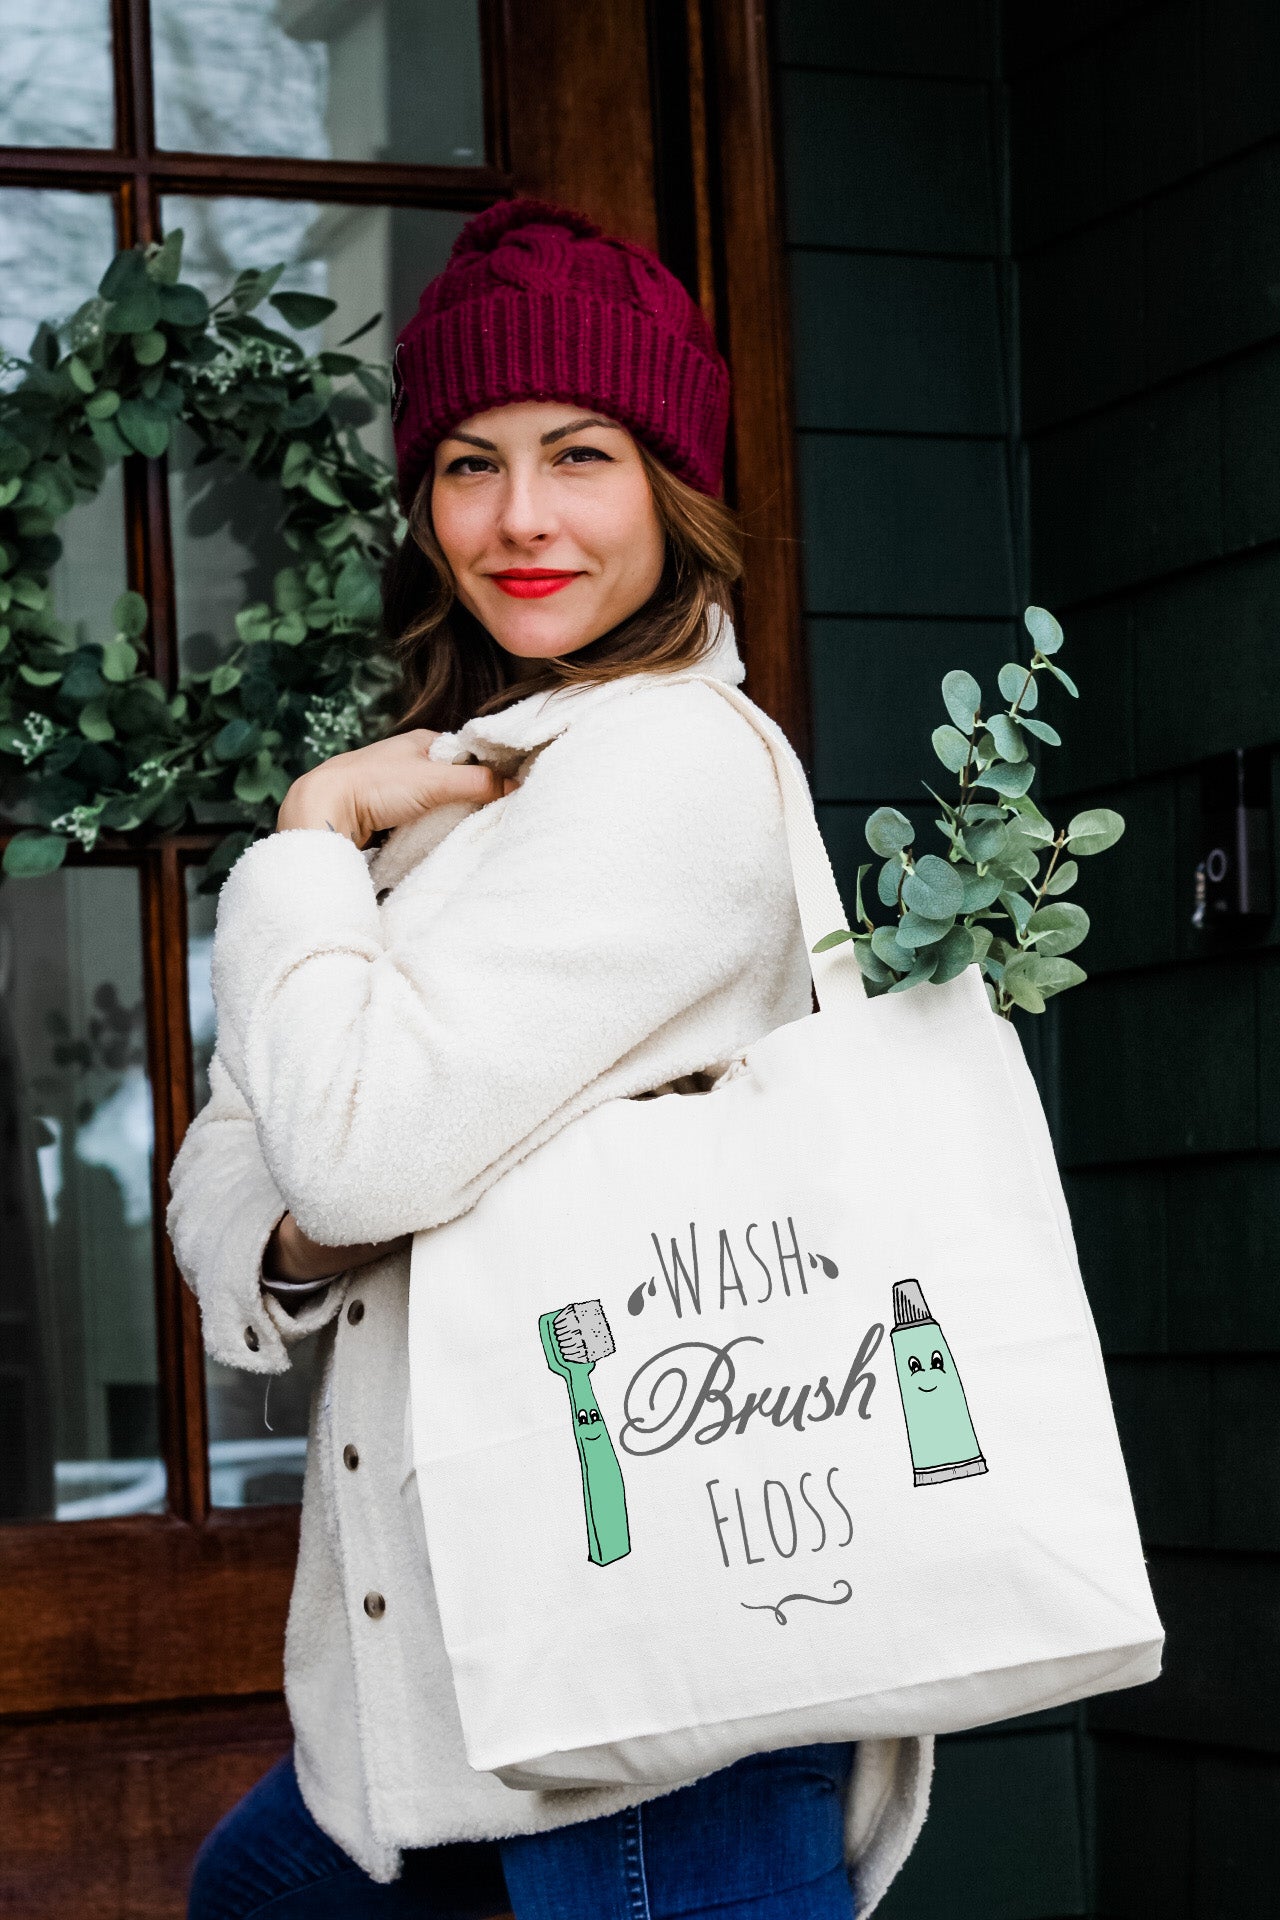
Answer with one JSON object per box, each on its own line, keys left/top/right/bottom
{"left": 141, "top": 844, "right": 210, "bottom": 1524}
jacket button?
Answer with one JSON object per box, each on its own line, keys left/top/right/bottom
{"left": 347, "top": 1299, "right": 364, "bottom": 1325}
{"left": 363, "top": 1590, "right": 386, "bottom": 1619}
{"left": 244, "top": 1325, "right": 260, "bottom": 1352}
{"left": 343, "top": 1444, "right": 359, "bottom": 1471}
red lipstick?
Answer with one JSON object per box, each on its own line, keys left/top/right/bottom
{"left": 488, "top": 569, "right": 582, "bottom": 599}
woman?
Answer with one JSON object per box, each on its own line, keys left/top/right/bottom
{"left": 169, "top": 199, "right": 932, "bottom": 1920}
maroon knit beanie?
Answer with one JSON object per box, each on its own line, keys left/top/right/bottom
{"left": 391, "top": 198, "right": 730, "bottom": 507}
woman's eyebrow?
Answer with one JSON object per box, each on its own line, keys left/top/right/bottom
{"left": 540, "top": 416, "right": 621, "bottom": 444}
{"left": 445, "top": 430, "right": 499, "bottom": 451}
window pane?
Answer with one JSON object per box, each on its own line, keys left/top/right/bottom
{"left": 0, "top": 188, "right": 117, "bottom": 374}
{"left": 162, "top": 196, "right": 464, "bottom": 676}
{"left": 184, "top": 863, "right": 318, "bottom": 1507}
{"left": 0, "top": 866, "right": 166, "bottom": 1521}
{"left": 0, "top": 191, "right": 127, "bottom": 828}
{"left": 0, "top": 0, "right": 114, "bottom": 150}
{"left": 152, "top": 0, "right": 484, "bottom": 166}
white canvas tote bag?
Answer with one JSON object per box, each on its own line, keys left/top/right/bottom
{"left": 409, "top": 677, "right": 1163, "bottom": 1791}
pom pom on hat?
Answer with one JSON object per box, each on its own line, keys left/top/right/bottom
{"left": 391, "top": 197, "right": 730, "bottom": 505}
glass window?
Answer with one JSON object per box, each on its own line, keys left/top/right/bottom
{"left": 0, "top": 190, "right": 127, "bottom": 827}
{"left": 162, "top": 195, "right": 465, "bottom": 675}
{"left": 151, "top": 0, "right": 484, "bottom": 167}
{"left": 0, "top": 0, "right": 114, "bottom": 150}
{"left": 0, "top": 189, "right": 117, "bottom": 374}
{"left": 184, "top": 863, "right": 318, "bottom": 1508}
{"left": 0, "top": 865, "right": 166, "bottom": 1521}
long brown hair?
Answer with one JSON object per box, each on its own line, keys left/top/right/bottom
{"left": 381, "top": 441, "right": 743, "bottom": 736}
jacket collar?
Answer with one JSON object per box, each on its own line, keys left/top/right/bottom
{"left": 366, "top": 609, "right": 745, "bottom": 892}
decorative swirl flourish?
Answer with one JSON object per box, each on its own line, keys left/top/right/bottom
{"left": 741, "top": 1580, "right": 853, "bottom": 1626}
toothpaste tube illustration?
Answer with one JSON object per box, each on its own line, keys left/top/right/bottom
{"left": 540, "top": 1298, "right": 632, "bottom": 1565}
{"left": 891, "top": 1279, "right": 988, "bottom": 1487}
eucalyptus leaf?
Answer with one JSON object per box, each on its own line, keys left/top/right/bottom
{"left": 871, "top": 924, "right": 914, "bottom": 972}
{"left": 931, "top": 923, "right": 975, "bottom": 983}
{"left": 1019, "top": 715, "right": 1061, "bottom": 746}
{"left": 973, "top": 759, "right": 1036, "bottom": 798}
{"left": 272, "top": 290, "right": 339, "bottom": 331}
{"left": 854, "top": 941, "right": 895, "bottom": 987}
{"left": 985, "top": 712, "right": 1028, "bottom": 763}
{"left": 157, "top": 283, "right": 210, "bottom": 327}
{"left": 1044, "top": 858, "right": 1078, "bottom": 895}
{"left": 1067, "top": 806, "right": 1125, "bottom": 856}
{"left": 117, "top": 399, "right": 169, "bottom": 458}
{"left": 1007, "top": 797, "right": 1055, "bottom": 842}
{"left": 960, "top": 869, "right": 1002, "bottom": 912}
{"left": 967, "top": 924, "right": 993, "bottom": 966}
{"left": 133, "top": 330, "right": 167, "bottom": 366}
{"left": 853, "top": 861, "right": 871, "bottom": 927}
{"left": 2, "top": 828, "right": 68, "bottom": 876}
{"left": 1024, "top": 605, "right": 1064, "bottom": 655}
{"left": 812, "top": 928, "right": 855, "bottom": 951}
{"left": 876, "top": 858, "right": 903, "bottom": 908}
{"left": 966, "top": 819, "right": 1007, "bottom": 864}
{"left": 147, "top": 230, "right": 184, "bottom": 286}
{"left": 1027, "top": 901, "right": 1090, "bottom": 956}
{"left": 1001, "top": 889, "right": 1032, "bottom": 936}
{"left": 942, "top": 669, "right": 982, "bottom": 733}
{"left": 901, "top": 852, "right": 964, "bottom": 919}
{"left": 998, "top": 660, "right": 1037, "bottom": 710}
{"left": 888, "top": 949, "right": 940, "bottom": 993}
{"left": 235, "top": 604, "right": 273, "bottom": 645}
{"left": 305, "top": 467, "right": 345, "bottom": 508}
{"left": 1043, "top": 658, "right": 1079, "bottom": 697}
{"left": 84, "top": 389, "right": 120, "bottom": 420}
{"left": 113, "top": 590, "right": 148, "bottom": 638}
{"left": 78, "top": 699, "right": 115, "bottom": 741}
{"left": 898, "top": 908, "right": 955, "bottom": 949}
{"left": 213, "top": 717, "right": 261, "bottom": 761}
{"left": 865, "top": 806, "right": 915, "bottom": 857}
{"left": 931, "top": 723, "right": 971, "bottom": 772}
{"left": 104, "top": 286, "right": 161, "bottom": 335}
{"left": 100, "top": 638, "right": 138, "bottom": 682}
{"left": 1002, "top": 955, "right": 1046, "bottom": 1014}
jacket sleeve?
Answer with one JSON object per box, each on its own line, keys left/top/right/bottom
{"left": 165, "top": 1048, "right": 348, "bottom": 1372}
{"left": 207, "top": 679, "right": 800, "bottom": 1247}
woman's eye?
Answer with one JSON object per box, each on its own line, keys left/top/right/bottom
{"left": 445, "top": 455, "right": 496, "bottom": 476}
{"left": 557, "top": 445, "right": 611, "bottom": 465}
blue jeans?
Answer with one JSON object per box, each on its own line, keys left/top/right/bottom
{"left": 188, "top": 1744, "right": 856, "bottom": 1920}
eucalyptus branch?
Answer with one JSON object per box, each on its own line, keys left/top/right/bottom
{"left": 812, "top": 606, "right": 1125, "bottom": 1018}
{"left": 0, "top": 230, "right": 400, "bottom": 884}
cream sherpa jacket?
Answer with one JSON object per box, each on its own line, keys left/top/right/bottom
{"left": 165, "top": 613, "right": 932, "bottom": 1913}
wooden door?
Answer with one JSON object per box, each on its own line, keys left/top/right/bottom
{"left": 0, "top": 3, "right": 799, "bottom": 1913}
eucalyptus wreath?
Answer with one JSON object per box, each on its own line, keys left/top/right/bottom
{"left": 814, "top": 606, "right": 1126, "bottom": 1017}
{"left": 0, "top": 228, "right": 402, "bottom": 887}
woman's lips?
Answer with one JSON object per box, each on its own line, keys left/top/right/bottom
{"left": 487, "top": 569, "right": 583, "bottom": 599}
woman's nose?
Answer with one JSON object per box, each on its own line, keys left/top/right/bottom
{"left": 495, "top": 471, "right": 557, "bottom": 546}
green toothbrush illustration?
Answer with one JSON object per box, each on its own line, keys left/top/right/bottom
{"left": 540, "top": 1298, "right": 632, "bottom": 1566}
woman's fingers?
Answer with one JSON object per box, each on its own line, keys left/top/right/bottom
{"left": 435, "top": 762, "right": 507, "bottom": 804}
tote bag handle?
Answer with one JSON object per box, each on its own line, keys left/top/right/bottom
{"left": 689, "top": 676, "right": 867, "bottom": 1016}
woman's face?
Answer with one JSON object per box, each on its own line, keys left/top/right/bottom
{"left": 430, "top": 400, "right": 666, "bottom": 667}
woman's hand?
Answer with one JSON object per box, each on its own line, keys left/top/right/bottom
{"left": 263, "top": 1210, "right": 412, "bottom": 1284}
{"left": 277, "top": 729, "right": 513, "bottom": 847}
